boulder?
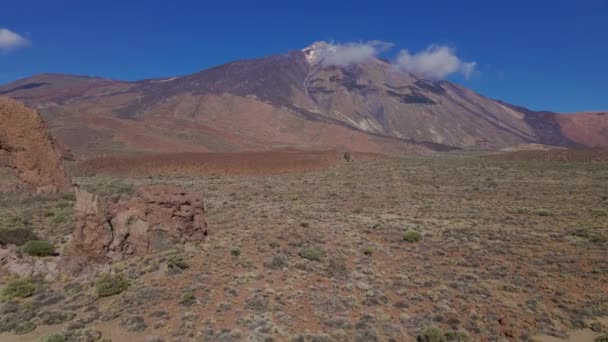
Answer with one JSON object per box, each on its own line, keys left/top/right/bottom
{"left": 69, "top": 185, "right": 208, "bottom": 260}
{"left": 0, "top": 97, "right": 72, "bottom": 193}
{"left": 0, "top": 246, "right": 60, "bottom": 282}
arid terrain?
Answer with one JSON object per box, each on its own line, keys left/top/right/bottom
{"left": 1, "top": 36, "right": 608, "bottom": 342}
{"left": 1, "top": 151, "right": 607, "bottom": 342}
{"left": 74, "top": 150, "right": 385, "bottom": 177}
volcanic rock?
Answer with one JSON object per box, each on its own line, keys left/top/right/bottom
{"left": 0, "top": 96, "right": 72, "bottom": 193}
{"left": 0, "top": 245, "right": 60, "bottom": 281}
{"left": 69, "top": 185, "right": 208, "bottom": 260}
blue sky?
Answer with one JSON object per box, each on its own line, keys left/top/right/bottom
{"left": 1, "top": 0, "right": 607, "bottom": 112}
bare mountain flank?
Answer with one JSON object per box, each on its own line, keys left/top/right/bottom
{"left": 1, "top": 43, "right": 606, "bottom": 156}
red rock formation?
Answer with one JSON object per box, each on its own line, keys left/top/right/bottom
{"left": 69, "top": 185, "right": 208, "bottom": 260}
{"left": 0, "top": 96, "right": 72, "bottom": 192}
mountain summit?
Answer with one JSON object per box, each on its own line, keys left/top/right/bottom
{"left": 0, "top": 44, "right": 606, "bottom": 157}
{"left": 302, "top": 41, "right": 334, "bottom": 64}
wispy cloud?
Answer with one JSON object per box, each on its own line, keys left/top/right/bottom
{"left": 315, "top": 41, "right": 394, "bottom": 67}
{"left": 0, "top": 28, "right": 30, "bottom": 53}
{"left": 311, "top": 40, "right": 477, "bottom": 80}
{"left": 394, "top": 45, "right": 476, "bottom": 80}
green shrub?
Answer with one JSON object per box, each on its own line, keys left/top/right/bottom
{"left": 167, "top": 255, "right": 189, "bottom": 270}
{"left": 595, "top": 335, "right": 608, "bottom": 342}
{"left": 534, "top": 209, "right": 552, "bottom": 217}
{"left": 403, "top": 230, "right": 422, "bottom": 242}
{"left": 591, "top": 208, "right": 607, "bottom": 217}
{"left": 21, "top": 240, "right": 55, "bottom": 257}
{"left": 51, "top": 212, "right": 68, "bottom": 224}
{"left": 343, "top": 152, "right": 352, "bottom": 162}
{"left": 180, "top": 292, "right": 196, "bottom": 306}
{"left": 1, "top": 278, "right": 36, "bottom": 299}
{"left": 363, "top": 247, "right": 374, "bottom": 256}
{"left": 417, "top": 326, "right": 447, "bottom": 342}
{"left": 40, "top": 334, "right": 66, "bottom": 342}
{"left": 417, "top": 327, "right": 470, "bottom": 342}
{"left": 445, "top": 330, "right": 471, "bottom": 342}
{"left": 0, "top": 227, "right": 38, "bottom": 246}
{"left": 230, "top": 247, "right": 241, "bottom": 257}
{"left": 95, "top": 273, "right": 129, "bottom": 297}
{"left": 299, "top": 246, "right": 324, "bottom": 261}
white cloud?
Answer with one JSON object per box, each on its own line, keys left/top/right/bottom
{"left": 0, "top": 28, "right": 30, "bottom": 53}
{"left": 394, "top": 45, "right": 476, "bottom": 80}
{"left": 316, "top": 41, "right": 394, "bottom": 67}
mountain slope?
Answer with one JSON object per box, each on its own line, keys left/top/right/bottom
{"left": 556, "top": 112, "right": 608, "bottom": 148}
{"left": 0, "top": 42, "right": 605, "bottom": 157}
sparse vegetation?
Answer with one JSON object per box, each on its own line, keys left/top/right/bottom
{"left": 40, "top": 334, "right": 66, "bottom": 342}
{"left": 180, "top": 292, "right": 196, "bottom": 306}
{"left": 264, "top": 253, "right": 289, "bottom": 270}
{"left": 595, "top": 335, "right": 608, "bottom": 342}
{"left": 445, "top": 330, "right": 471, "bottom": 341}
{"left": 299, "top": 246, "right": 324, "bottom": 261}
{"left": 534, "top": 209, "right": 553, "bottom": 217}
{"left": 167, "top": 255, "right": 189, "bottom": 270}
{"left": 1, "top": 278, "right": 36, "bottom": 299}
{"left": 417, "top": 326, "right": 447, "bottom": 342}
{"left": 1, "top": 155, "right": 607, "bottom": 340}
{"left": 107, "top": 180, "right": 135, "bottom": 194}
{"left": 403, "top": 230, "right": 422, "bottom": 242}
{"left": 230, "top": 246, "right": 241, "bottom": 257}
{"left": 0, "top": 227, "right": 38, "bottom": 246}
{"left": 21, "top": 240, "right": 55, "bottom": 256}
{"left": 95, "top": 273, "right": 129, "bottom": 297}
{"left": 343, "top": 152, "right": 352, "bottom": 162}
{"left": 417, "top": 326, "right": 470, "bottom": 342}
{"left": 327, "top": 256, "right": 348, "bottom": 278}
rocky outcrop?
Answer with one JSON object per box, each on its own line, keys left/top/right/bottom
{"left": 0, "top": 246, "right": 60, "bottom": 281}
{"left": 69, "top": 185, "right": 208, "bottom": 260}
{"left": 0, "top": 96, "right": 72, "bottom": 193}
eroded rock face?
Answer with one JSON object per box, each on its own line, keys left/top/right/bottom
{"left": 69, "top": 185, "right": 208, "bottom": 260}
{"left": 0, "top": 96, "right": 72, "bottom": 193}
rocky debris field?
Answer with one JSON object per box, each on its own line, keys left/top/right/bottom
{"left": 0, "top": 155, "right": 607, "bottom": 341}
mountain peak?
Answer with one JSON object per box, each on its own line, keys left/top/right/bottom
{"left": 302, "top": 41, "right": 334, "bottom": 64}
{"left": 302, "top": 41, "right": 330, "bottom": 50}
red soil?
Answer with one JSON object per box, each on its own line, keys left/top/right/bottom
{"left": 557, "top": 112, "right": 608, "bottom": 148}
